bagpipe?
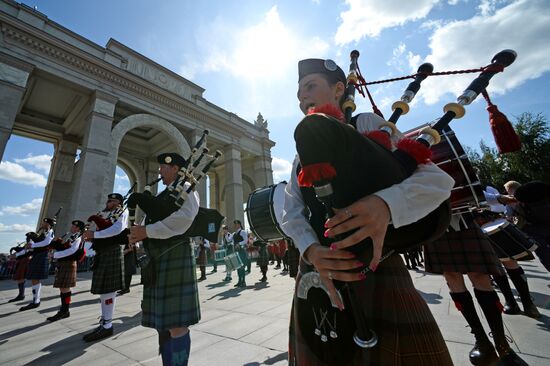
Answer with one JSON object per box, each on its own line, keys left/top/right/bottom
{"left": 96, "top": 130, "right": 225, "bottom": 248}
{"left": 11, "top": 207, "right": 62, "bottom": 257}
{"left": 50, "top": 231, "right": 86, "bottom": 262}
{"left": 294, "top": 49, "right": 519, "bottom": 361}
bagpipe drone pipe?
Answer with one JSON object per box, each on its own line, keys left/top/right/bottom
{"left": 92, "top": 130, "right": 224, "bottom": 248}
{"left": 294, "top": 49, "right": 518, "bottom": 361}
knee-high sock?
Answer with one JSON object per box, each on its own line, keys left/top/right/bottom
{"left": 492, "top": 273, "right": 518, "bottom": 306}
{"left": 18, "top": 281, "right": 25, "bottom": 297}
{"left": 32, "top": 283, "right": 41, "bottom": 304}
{"left": 474, "top": 289, "right": 509, "bottom": 353}
{"left": 506, "top": 267, "right": 535, "bottom": 307}
{"left": 171, "top": 331, "right": 191, "bottom": 366}
{"left": 61, "top": 291, "right": 71, "bottom": 312}
{"left": 449, "top": 291, "right": 491, "bottom": 343}
{"left": 158, "top": 330, "right": 172, "bottom": 365}
{"left": 99, "top": 292, "right": 116, "bottom": 329}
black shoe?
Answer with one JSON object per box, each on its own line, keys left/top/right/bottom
{"left": 211, "top": 269, "right": 217, "bottom": 273}
{"left": 234, "top": 281, "right": 241, "bottom": 287}
{"left": 411, "top": 266, "right": 418, "bottom": 270}
{"left": 223, "top": 277, "right": 231, "bottom": 282}
{"left": 117, "top": 289, "right": 130, "bottom": 296}
{"left": 260, "top": 276, "right": 267, "bottom": 282}
{"left": 8, "top": 295, "right": 25, "bottom": 303}
{"left": 198, "top": 276, "right": 207, "bottom": 281}
{"left": 522, "top": 303, "right": 541, "bottom": 319}
{"left": 19, "top": 302, "right": 40, "bottom": 311}
{"left": 406, "top": 265, "right": 412, "bottom": 270}
{"left": 83, "top": 325, "right": 114, "bottom": 342}
{"left": 496, "top": 348, "right": 528, "bottom": 366}
{"left": 503, "top": 302, "right": 521, "bottom": 315}
{"left": 47, "top": 311, "right": 70, "bottom": 322}
{"left": 469, "top": 340, "right": 498, "bottom": 366}
{"left": 239, "top": 282, "right": 246, "bottom": 288}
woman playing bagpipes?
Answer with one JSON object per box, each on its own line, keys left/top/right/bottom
{"left": 281, "top": 58, "right": 455, "bottom": 365}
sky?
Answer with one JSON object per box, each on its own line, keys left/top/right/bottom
{"left": 1, "top": 0, "right": 549, "bottom": 253}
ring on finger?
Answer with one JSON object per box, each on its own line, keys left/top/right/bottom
{"left": 344, "top": 208, "right": 352, "bottom": 219}
{"left": 328, "top": 271, "right": 333, "bottom": 280}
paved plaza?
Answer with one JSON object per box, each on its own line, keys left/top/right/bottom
{"left": 1, "top": 258, "right": 549, "bottom": 365}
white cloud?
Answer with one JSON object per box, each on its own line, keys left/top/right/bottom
{"left": 14, "top": 154, "right": 52, "bottom": 174}
{"left": 0, "top": 222, "right": 35, "bottom": 232}
{"left": 178, "top": 6, "right": 329, "bottom": 121}
{"left": 271, "top": 157, "right": 293, "bottom": 182}
{"left": 115, "top": 174, "right": 129, "bottom": 181}
{"left": 419, "top": 0, "right": 550, "bottom": 105}
{"left": 335, "top": 0, "right": 439, "bottom": 45}
{"left": 0, "top": 161, "right": 47, "bottom": 187}
{"left": 0, "top": 198, "right": 43, "bottom": 216}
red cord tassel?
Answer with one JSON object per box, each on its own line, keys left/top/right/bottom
{"left": 396, "top": 138, "right": 432, "bottom": 164}
{"left": 363, "top": 130, "right": 392, "bottom": 150}
{"left": 487, "top": 105, "right": 521, "bottom": 153}
{"left": 307, "top": 104, "right": 345, "bottom": 122}
{"left": 297, "top": 163, "right": 337, "bottom": 187}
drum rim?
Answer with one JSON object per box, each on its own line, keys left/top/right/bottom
{"left": 246, "top": 182, "right": 290, "bottom": 242}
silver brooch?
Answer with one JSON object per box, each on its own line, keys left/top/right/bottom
{"left": 324, "top": 59, "right": 338, "bottom": 72}
{"left": 165, "top": 156, "right": 172, "bottom": 164}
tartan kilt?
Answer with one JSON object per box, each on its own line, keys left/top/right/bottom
{"left": 257, "top": 246, "right": 269, "bottom": 267}
{"left": 54, "top": 260, "right": 77, "bottom": 288}
{"left": 26, "top": 251, "right": 49, "bottom": 280}
{"left": 289, "top": 254, "right": 453, "bottom": 366}
{"left": 91, "top": 245, "right": 124, "bottom": 294}
{"left": 424, "top": 228, "right": 505, "bottom": 275}
{"left": 142, "top": 236, "right": 200, "bottom": 330}
{"left": 13, "top": 257, "right": 30, "bottom": 281}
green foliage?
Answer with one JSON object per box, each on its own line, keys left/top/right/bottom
{"left": 466, "top": 112, "right": 550, "bottom": 190}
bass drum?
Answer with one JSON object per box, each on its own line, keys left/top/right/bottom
{"left": 246, "top": 182, "right": 289, "bottom": 242}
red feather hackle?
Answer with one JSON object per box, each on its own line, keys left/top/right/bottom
{"left": 363, "top": 130, "right": 392, "bottom": 150}
{"left": 297, "top": 163, "right": 337, "bottom": 187}
{"left": 396, "top": 138, "right": 432, "bottom": 164}
{"left": 307, "top": 104, "right": 345, "bottom": 122}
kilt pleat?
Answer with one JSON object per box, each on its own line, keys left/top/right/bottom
{"left": 141, "top": 236, "right": 200, "bottom": 330}
{"left": 54, "top": 260, "right": 77, "bottom": 288}
{"left": 424, "top": 228, "right": 505, "bottom": 275}
{"left": 13, "top": 257, "right": 30, "bottom": 281}
{"left": 289, "top": 254, "right": 452, "bottom": 366}
{"left": 26, "top": 251, "right": 49, "bottom": 280}
{"left": 91, "top": 245, "right": 124, "bottom": 294}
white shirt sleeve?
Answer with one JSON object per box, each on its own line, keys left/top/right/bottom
{"left": 31, "top": 229, "right": 54, "bottom": 248}
{"left": 54, "top": 237, "right": 81, "bottom": 259}
{"left": 356, "top": 113, "right": 455, "bottom": 228}
{"left": 145, "top": 186, "right": 200, "bottom": 239}
{"left": 281, "top": 157, "right": 320, "bottom": 255}
{"left": 94, "top": 210, "right": 128, "bottom": 238}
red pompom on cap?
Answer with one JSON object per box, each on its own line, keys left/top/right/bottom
{"left": 307, "top": 104, "right": 344, "bottom": 122}
{"left": 298, "top": 162, "right": 337, "bottom": 187}
{"left": 396, "top": 138, "right": 432, "bottom": 164}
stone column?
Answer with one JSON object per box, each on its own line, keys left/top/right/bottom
{"left": 69, "top": 91, "right": 118, "bottom": 220}
{"left": 0, "top": 59, "right": 32, "bottom": 160}
{"left": 223, "top": 144, "right": 244, "bottom": 224}
{"left": 253, "top": 154, "right": 273, "bottom": 188}
{"left": 39, "top": 139, "right": 78, "bottom": 233}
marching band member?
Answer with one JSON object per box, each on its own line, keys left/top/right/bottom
{"left": 118, "top": 242, "right": 137, "bottom": 295}
{"left": 196, "top": 237, "right": 208, "bottom": 281}
{"left": 8, "top": 238, "right": 31, "bottom": 303}
{"left": 19, "top": 218, "right": 55, "bottom": 312}
{"left": 483, "top": 186, "right": 540, "bottom": 319}
{"left": 221, "top": 225, "right": 234, "bottom": 282}
{"left": 47, "top": 220, "right": 86, "bottom": 321}
{"left": 282, "top": 58, "right": 454, "bottom": 365}
{"left": 232, "top": 220, "right": 248, "bottom": 288}
{"left": 82, "top": 193, "right": 127, "bottom": 342}
{"left": 128, "top": 152, "right": 200, "bottom": 366}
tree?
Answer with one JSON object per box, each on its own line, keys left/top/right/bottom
{"left": 466, "top": 112, "right": 550, "bottom": 189}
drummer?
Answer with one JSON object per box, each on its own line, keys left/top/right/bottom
{"left": 424, "top": 205, "right": 529, "bottom": 365}
{"left": 483, "top": 186, "right": 541, "bottom": 319}
{"left": 220, "top": 226, "right": 234, "bottom": 282}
